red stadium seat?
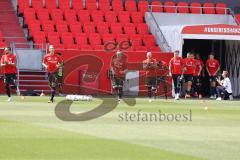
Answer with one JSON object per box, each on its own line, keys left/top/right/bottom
{"left": 83, "top": 22, "right": 96, "bottom": 34}
{"left": 130, "top": 34, "right": 142, "bottom": 47}
{"left": 138, "top": 1, "right": 149, "bottom": 14}
{"left": 64, "top": 10, "right": 77, "bottom": 24}
{"left": 164, "top": 1, "right": 176, "bottom": 13}
{"left": 116, "top": 34, "right": 129, "bottom": 43}
{"left": 93, "top": 45, "right": 104, "bottom": 51}
{"left": 51, "top": 9, "right": 64, "bottom": 24}
{"left": 137, "top": 23, "right": 148, "bottom": 35}
{"left": 149, "top": 46, "right": 161, "bottom": 52}
{"left": 216, "top": 3, "right": 227, "bottom": 14}
{"left": 98, "top": 0, "right": 111, "bottom": 13}
{"left": 143, "top": 35, "right": 155, "bottom": 47}
{"left": 89, "top": 33, "right": 102, "bottom": 45}
{"left": 92, "top": 10, "right": 104, "bottom": 24}
{"left": 118, "top": 11, "right": 131, "bottom": 24}
{"left": 203, "top": 3, "right": 215, "bottom": 14}
{"left": 28, "top": 20, "right": 41, "bottom": 37}
{"left": 190, "top": 2, "right": 202, "bottom": 14}
{"left": 151, "top": 1, "right": 163, "bottom": 12}
{"left": 72, "top": 0, "right": 84, "bottom": 11}
{"left": 110, "top": 23, "right": 123, "bottom": 35}
{"left": 97, "top": 22, "right": 109, "bottom": 35}
{"left": 177, "top": 2, "right": 189, "bottom": 13}
{"left": 59, "top": 0, "right": 70, "bottom": 12}
{"left": 78, "top": 10, "right": 91, "bottom": 22}
{"left": 33, "top": 31, "right": 46, "bottom": 45}
{"left": 41, "top": 21, "right": 55, "bottom": 35}
{"left": 61, "top": 32, "right": 74, "bottom": 45}
{"left": 134, "top": 45, "right": 147, "bottom": 52}
{"left": 236, "top": 14, "right": 240, "bottom": 24}
{"left": 131, "top": 12, "right": 144, "bottom": 24}
{"left": 125, "top": 1, "right": 137, "bottom": 13}
{"left": 85, "top": 1, "right": 97, "bottom": 13}
{"left": 56, "top": 21, "right": 69, "bottom": 35}
{"left": 70, "top": 22, "right": 82, "bottom": 36}
{"left": 112, "top": 0, "right": 124, "bottom": 13}
{"left": 18, "top": 0, "right": 30, "bottom": 14}
{"left": 102, "top": 34, "right": 115, "bottom": 44}
{"left": 37, "top": 8, "right": 50, "bottom": 22}
{"left": 64, "top": 43, "right": 78, "bottom": 49}
{"left": 24, "top": 8, "right": 36, "bottom": 25}
{"left": 105, "top": 11, "right": 117, "bottom": 23}
{"left": 31, "top": 0, "right": 44, "bottom": 12}
{"left": 45, "top": 0, "right": 57, "bottom": 12}
{"left": 124, "top": 23, "right": 136, "bottom": 34}
{"left": 79, "top": 44, "right": 93, "bottom": 50}
{"left": 54, "top": 44, "right": 65, "bottom": 49}
{"left": 47, "top": 32, "right": 60, "bottom": 45}
{"left": 75, "top": 33, "right": 88, "bottom": 45}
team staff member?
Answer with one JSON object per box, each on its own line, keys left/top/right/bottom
{"left": 0, "top": 47, "right": 20, "bottom": 101}
{"left": 169, "top": 50, "right": 183, "bottom": 100}
{"left": 111, "top": 50, "right": 128, "bottom": 103}
{"left": 182, "top": 52, "right": 196, "bottom": 98}
{"left": 156, "top": 59, "right": 168, "bottom": 99}
{"left": 42, "top": 45, "right": 63, "bottom": 103}
{"left": 216, "top": 71, "right": 233, "bottom": 100}
{"left": 193, "top": 54, "right": 204, "bottom": 99}
{"left": 143, "top": 52, "right": 157, "bottom": 102}
{"left": 206, "top": 53, "right": 220, "bottom": 99}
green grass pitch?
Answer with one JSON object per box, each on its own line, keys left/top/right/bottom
{"left": 0, "top": 96, "right": 240, "bottom": 160}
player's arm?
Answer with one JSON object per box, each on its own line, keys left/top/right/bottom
{"left": 7, "top": 57, "right": 16, "bottom": 67}
{"left": 143, "top": 61, "right": 148, "bottom": 70}
{"left": 205, "top": 61, "right": 211, "bottom": 76}
{"left": 42, "top": 57, "right": 48, "bottom": 69}
{"left": 0, "top": 57, "right": 6, "bottom": 67}
{"left": 213, "top": 61, "right": 220, "bottom": 76}
{"left": 168, "top": 59, "right": 173, "bottom": 76}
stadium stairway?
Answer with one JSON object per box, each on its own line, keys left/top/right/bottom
{"left": 0, "top": 0, "right": 28, "bottom": 47}
{"left": 18, "top": 70, "right": 51, "bottom": 95}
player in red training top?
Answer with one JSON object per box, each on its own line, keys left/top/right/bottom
{"left": 0, "top": 47, "right": 20, "bottom": 101}
{"left": 42, "top": 45, "right": 63, "bottom": 103}
{"left": 206, "top": 53, "right": 220, "bottom": 99}
{"left": 143, "top": 52, "right": 157, "bottom": 102}
{"left": 193, "top": 54, "right": 204, "bottom": 99}
{"left": 169, "top": 50, "right": 184, "bottom": 100}
{"left": 111, "top": 50, "right": 128, "bottom": 103}
{"left": 183, "top": 52, "right": 196, "bottom": 98}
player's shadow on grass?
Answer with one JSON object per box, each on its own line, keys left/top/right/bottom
{"left": 55, "top": 95, "right": 136, "bottom": 121}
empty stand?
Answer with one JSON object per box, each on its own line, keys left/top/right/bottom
{"left": 151, "top": 1, "right": 163, "bottom": 12}
{"left": 177, "top": 2, "right": 189, "bottom": 13}
{"left": 164, "top": 1, "right": 176, "bottom": 13}
{"left": 203, "top": 3, "right": 215, "bottom": 14}
{"left": 190, "top": 2, "right": 202, "bottom": 14}
{"left": 216, "top": 3, "right": 227, "bottom": 14}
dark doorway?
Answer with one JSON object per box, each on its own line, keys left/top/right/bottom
{"left": 182, "top": 39, "right": 226, "bottom": 97}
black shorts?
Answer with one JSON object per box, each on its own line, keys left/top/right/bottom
{"left": 146, "top": 77, "right": 157, "bottom": 87}
{"left": 193, "top": 76, "right": 202, "bottom": 84}
{"left": 209, "top": 76, "right": 217, "bottom": 82}
{"left": 112, "top": 77, "right": 124, "bottom": 88}
{"left": 48, "top": 73, "right": 58, "bottom": 88}
{"left": 4, "top": 73, "right": 17, "bottom": 84}
{"left": 184, "top": 74, "right": 193, "bottom": 82}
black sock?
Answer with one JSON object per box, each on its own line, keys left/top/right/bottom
{"left": 118, "top": 87, "right": 123, "bottom": 99}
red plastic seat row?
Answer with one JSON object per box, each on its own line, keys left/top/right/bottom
{"left": 150, "top": 1, "right": 228, "bottom": 14}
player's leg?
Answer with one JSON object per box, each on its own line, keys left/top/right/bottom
{"left": 216, "top": 86, "right": 224, "bottom": 100}
{"left": 146, "top": 77, "right": 152, "bottom": 102}
{"left": 195, "top": 76, "right": 202, "bottom": 98}
{"left": 173, "top": 75, "right": 180, "bottom": 99}
{"left": 10, "top": 74, "right": 20, "bottom": 96}
{"left": 4, "top": 74, "right": 11, "bottom": 101}
{"left": 210, "top": 77, "right": 216, "bottom": 99}
{"left": 185, "top": 75, "right": 192, "bottom": 98}
{"left": 152, "top": 77, "right": 157, "bottom": 99}
{"left": 48, "top": 73, "right": 57, "bottom": 103}
{"left": 118, "top": 78, "right": 124, "bottom": 101}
